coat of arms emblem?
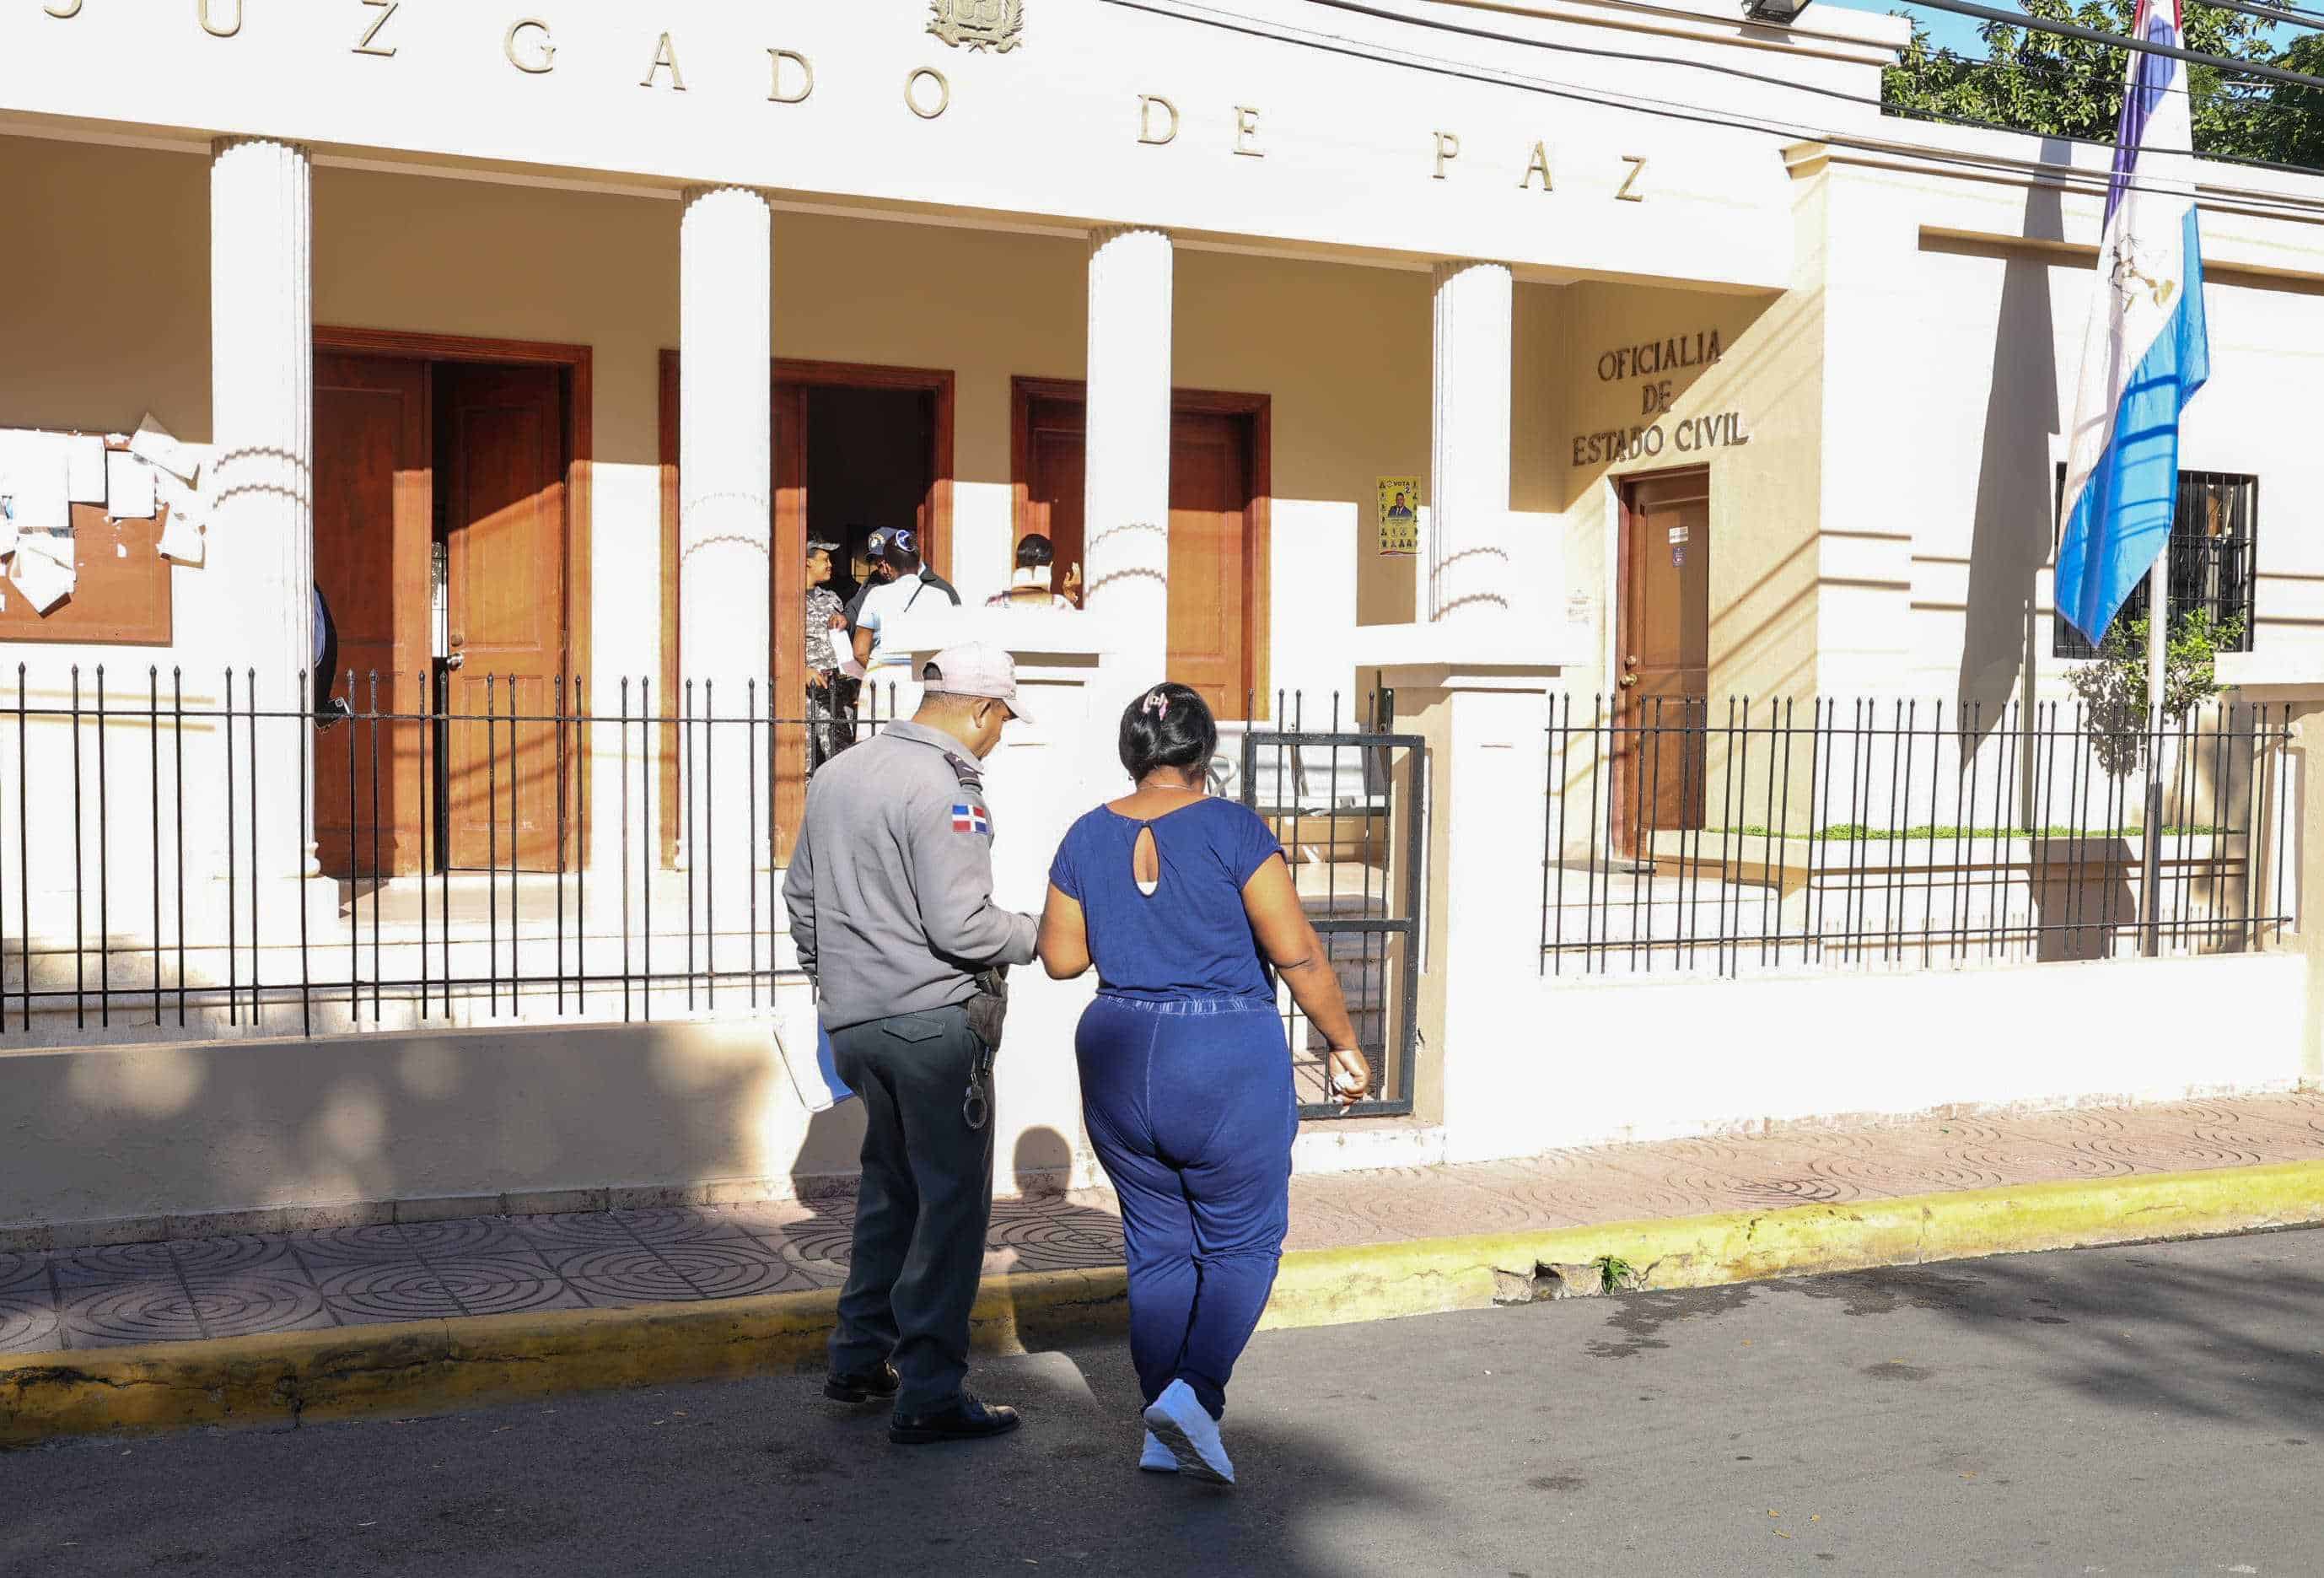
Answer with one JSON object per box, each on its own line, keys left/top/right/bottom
{"left": 928, "top": 0, "right": 1025, "bottom": 52}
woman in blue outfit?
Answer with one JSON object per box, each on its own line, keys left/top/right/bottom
{"left": 1038, "top": 682, "right": 1369, "bottom": 1487}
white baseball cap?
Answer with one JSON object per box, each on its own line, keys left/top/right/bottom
{"left": 921, "top": 643, "right": 1030, "bottom": 723}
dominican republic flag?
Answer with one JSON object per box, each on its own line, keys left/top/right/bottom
{"left": 951, "top": 802, "right": 991, "bottom": 836}
{"left": 2055, "top": 0, "right": 2212, "bottom": 649}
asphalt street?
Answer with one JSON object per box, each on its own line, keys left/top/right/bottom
{"left": 8, "top": 1228, "right": 2324, "bottom": 1576}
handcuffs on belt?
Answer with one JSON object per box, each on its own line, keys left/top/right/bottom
{"left": 960, "top": 967, "right": 1008, "bottom": 1131}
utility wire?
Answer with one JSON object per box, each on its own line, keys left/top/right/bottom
{"left": 1095, "top": 0, "right": 2324, "bottom": 217}
{"left": 2187, "top": 0, "right": 2324, "bottom": 35}
{"left": 1262, "top": 0, "right": 2324, "bottom": 180}
{"left": 1900, "top": 0, "right": 2324, "bottom": 90}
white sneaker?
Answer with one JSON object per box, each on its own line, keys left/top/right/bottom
{"left": 1143, "top": 1379, "right": 1235, "bottom": 1485}
{"left": 1138, "top": 1430, "right": 1178, "bottom": 1473}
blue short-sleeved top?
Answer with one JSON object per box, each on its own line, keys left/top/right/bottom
{"left": 1048, "top": 797, "right": 1284, "bottom": 1003}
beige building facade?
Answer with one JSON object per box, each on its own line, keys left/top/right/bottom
{"left": 2, "top": 0, "right": 2321, "bottom": 1236}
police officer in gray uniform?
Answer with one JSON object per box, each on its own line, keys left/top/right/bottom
{"left": 782, "top": 642, "right": 1039, "bottom": 1445}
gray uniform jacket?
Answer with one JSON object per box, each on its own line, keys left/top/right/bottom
{"left": 782, "top": 720, "right": 1039, "bottom": 1032}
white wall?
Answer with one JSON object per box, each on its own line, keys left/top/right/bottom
{"left": 1442, "top": 951, "right": 2311, "bottom": 1166}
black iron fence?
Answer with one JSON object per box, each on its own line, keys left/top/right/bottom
{"left": 1541, "top": 696, "right": 2294, "bottom": 979}
{"left": 1232, "top": 692, "right": 1421, "bottom": 1119}
{"left": 0, "top": 665, "right": 928, "bottom": 1040}
{"left": 0, "top": 670, "right": 1423, "bottom": 1119}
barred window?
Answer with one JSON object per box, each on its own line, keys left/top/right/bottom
{"left": 2052, "top": 467, "right": 2257, "bottom": 659}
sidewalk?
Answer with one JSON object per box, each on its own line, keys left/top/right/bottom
{"left": 5, "top": 1093, "right": 2322, "bottom": 1443}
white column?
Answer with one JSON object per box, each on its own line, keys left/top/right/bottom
{"left": 1429, "top": 260, "right": 1515, "bottom": 624}
{"left": 678, "top": 185, "right": 773, "bottom": 921}
{"left": 1084, "top": 225, "right": 1174, "bottom": 701}
{"left": 210, "top": 136, "right": 317, "bottom": 874}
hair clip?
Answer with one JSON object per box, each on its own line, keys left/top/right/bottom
{"left": 1143, "top": 690, "right": 1170, "bottom": 719}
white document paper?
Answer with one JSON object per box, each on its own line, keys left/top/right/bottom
{"left": 8, "top": 531, "right": 76, "bottom": 614}
{"left": 106, "top": 451, "right": 157, "bottom": 520}
{"left": 0, "top": 430, "right": 70, "bottom": 533}
{"left": 65, "top": 436, "right": 108, "bottom": 504}
{"left": 157, "top": 484, "right": 206, "bottom": 565}
{"left": 128, "top": 412, "right": 200, "bottom": 485}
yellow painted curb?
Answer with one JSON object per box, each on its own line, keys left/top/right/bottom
{"left": 7, "top": 1159, "right": 2321, "bottom": 1449}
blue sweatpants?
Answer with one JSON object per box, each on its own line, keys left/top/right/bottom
{"left": 1076, "top": 994, "right": 1296, "bottom": 1421}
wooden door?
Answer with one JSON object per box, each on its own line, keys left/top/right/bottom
{"left": 1617, "top": 468, "right": 1712, "bottom": 848}
{"left": 441, "top": 363, "right": 569, "bottom": 871}
{"left": 313, "top": 353, "right": 431, "bottom": 879}
{"left": 1018, "top": 397, "right": 1256, "bottom": 713}
{"left": 1166, "top": 411, "right": 1254, "bottom": 716}
{"left": 1020, "top": 396, "right": 1087, "bottom": 590}
{"left": 767, "top": 382, "right": 809, "bottom": 864}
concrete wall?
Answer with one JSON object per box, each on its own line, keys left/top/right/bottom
{"left": 1441, "top": 951, "right": 2311, "bottom": 1166}
{"left": 3, "top": 943, "right": 2304, "bottom": 1243}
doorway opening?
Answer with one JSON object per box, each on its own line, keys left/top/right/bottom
{"left": 656, "top": 355, "right": 955, "bottom": 864}
{"left": 1614, "top": 466, "right": 1711, "bottom": 858}
{"left": 311, "top": 331, "right": 589, "bottom": 881}
{"left": 804, "top": 384, "right": 938, "bottom": 619}
{"left": 1010, "top": 378, "right": 1272, "bottom": 719}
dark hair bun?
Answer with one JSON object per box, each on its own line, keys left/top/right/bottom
{"left": 1119, "top": 683, "right": 1218, "bottom": 783}
{"left": 1015, "top": 534, "right": 1056, "bottom": 569}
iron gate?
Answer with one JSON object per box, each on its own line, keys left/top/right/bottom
{"left": 1239, "top": 723, "right": 1425, "bottom": 1119}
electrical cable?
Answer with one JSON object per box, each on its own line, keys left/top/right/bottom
{"left": 1896, "top": 0, "right": 2324, "bottom": 90}
{"left": 1273, "top": 0, "right": 2324, "bottom": 175}
{"left": 1095, "top": 0, "right": 2324, "bottom": 207}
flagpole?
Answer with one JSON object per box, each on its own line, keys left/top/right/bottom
{"left": 2141, "top": 553, "right": 2168, "bottom": 958}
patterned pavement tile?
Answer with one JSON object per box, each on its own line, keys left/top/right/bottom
{"left": 2035, "top": 1104, "right": 2279, "bottom": 1174}
{"left": 0, "top": 1290, "right": 62, "bottom": 1354}
{"left": 613, "top": 1208, "right": 756, "bottom": 1247}
{"left": 422, "top": 1262, "right": 590, "bottom": 1319}
{"left": 539, "top": 1244, "right": 703, "bottom": 1306}
{"left": 13, "top": 1092, "right": 2324, "bottom": 1355}
{"left": 61, "top": 1278, "right": 213, "bottom": 1348}
{"left": 759, "top": 1209, "right": 859, "bottom": 1274}
{"left": 289, "top": 1225, "right": 427, "bottom": 1266}
{"left": 178, "top": 1274, "right": 331, "bottom": 1340}
{"left": 314, "top": 1262, "right": 465, "bottom": 1324}
{"left": 169, "top": 1236, "right": 309, "bottom": 1279}
{"left": 48, "top": 1242, "right": 184, "bottom": 1289}
{"left": 396, "top": 1218, "right": 540, "bottom": 1260}
{"left": 413, "top": 1252, "right": 567, "bottom": 1291}
{"left": 509, "top": 1213, "right": 655, "bottom": 1255}
{"left": 1603, "top": 1134, "right": 1891, "bottom": 1209}
{"left": 986, "top": 1199, "right": 1125, "bottom": 1273}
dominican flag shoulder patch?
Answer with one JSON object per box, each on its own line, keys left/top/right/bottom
{"left": 950, "top": 802, "right": 992, "bottom": 836}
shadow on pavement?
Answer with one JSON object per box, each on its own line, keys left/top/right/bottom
{"left": 1762, "top": 1236, "right": 2324, "bottom": 1435}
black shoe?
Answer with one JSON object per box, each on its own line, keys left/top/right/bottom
{"left": 888, "top": 1394, "right": 1021, "bottom": 1446}
{"left": 824, "top": 1362, "right": 900, "bottom": 1404}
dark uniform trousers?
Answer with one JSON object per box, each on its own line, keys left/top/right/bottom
{"left": 827, "top": 1001, "right": 993, "bottom": 1415}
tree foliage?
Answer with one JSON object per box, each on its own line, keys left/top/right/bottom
{"left": 1884, "top": 0, "right": 2324, "bottom": 168}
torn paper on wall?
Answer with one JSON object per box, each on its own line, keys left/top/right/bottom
{"left": 106, "top": 450, "right": 157, "bottom": 520}
{"left": 0, "top": 430, "right": 71, "bottom": 533}
{"left": 128, "top": 412, "right": 200, "bottom": 486}
{"left": 8, "top": 530, "right": 76, "bottom": 614}
{"left": 65, "top": 435, "right": 107, "bottom": 504}
{"left": 157, "top": 482, "right": 206, "bottom": 565}
{"left": 0, "top": 494, "right": 18, "bottom": 559}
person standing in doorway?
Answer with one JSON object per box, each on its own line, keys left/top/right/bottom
{"left": 782, "top": 643, "right": 1040, "bottom": 1446}
{"left": 853, "top": 527, "right": 961, "bottom": 689}
{"left": 842, "top": 527, "right": 893, "bottom": 644}
{"left": 804, "top": 538, "right": 857, "bottom": 769}
{"left": 985, "top": 533, "right": 1083, "bottom": 611}
{"left": 1037, "top": 682, "right": 1369, "bottom": 1486}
